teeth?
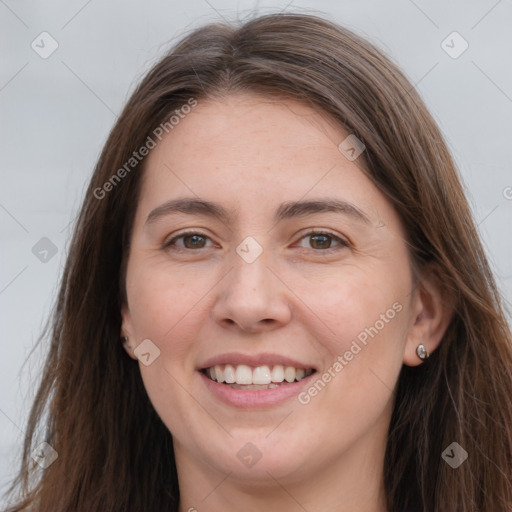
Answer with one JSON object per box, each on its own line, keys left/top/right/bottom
{"left": 271, "top": 365, "right": 284, "bottom": 383}
{"left": 214, "top": 366, "right": 225, "bottom": 383}
{"left": 205, "top": 364, "right": 313, "bottom": 385}
{"left": 235, "top": 364, "right": 253, "bottom": 385}
{"left": 224, "top": 364, "right": 235, "bottom": 384}
{"left": 229, "top": 383, "right": 280, "bottom": 390}
{"left": 252, "top": 365, "right": 271, "bottom": 385}
{"left": 284, "top": 366, "right": 296, "bottom": 383}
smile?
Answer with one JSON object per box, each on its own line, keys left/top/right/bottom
{"left": 203, "top": 364, "right": 315, "bottom": 390}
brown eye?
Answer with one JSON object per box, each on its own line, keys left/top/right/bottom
{"left": 163, "top": 232, "right": 212, "bottom": 250}
{"left": 182, "top": 234, "right": 207, "bottom": 249}
{"left": 310, "top": 234, "right": 333, "bottom": 250}
{"left": 297, "top": 231, "right": 348, "bottom": 251}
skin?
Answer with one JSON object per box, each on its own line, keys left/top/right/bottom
{"left": 121, "top": 93, "right": 451, "bottom": 511}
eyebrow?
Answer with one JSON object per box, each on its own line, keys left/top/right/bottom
{"left": 144, "top": 197, "right": 371, "bottom": 227}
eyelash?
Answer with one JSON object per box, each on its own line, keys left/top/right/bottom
{"left": 162, "top": 229, "right": 350, "bottom": 253}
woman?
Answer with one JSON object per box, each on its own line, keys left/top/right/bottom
{"left": 4, "top": 12, "right": 512, "bottom": 512}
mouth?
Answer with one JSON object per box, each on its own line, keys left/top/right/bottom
{"left": 201, "top": 364, "right": 316, "bottom": 390}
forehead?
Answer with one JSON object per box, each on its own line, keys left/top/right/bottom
{"left": 148, "top": 94, "right": 346, "bottom": 166}
{"left": 134, "top": 93, "right": 392, "bottom": 229}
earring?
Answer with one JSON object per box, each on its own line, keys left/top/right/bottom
{"left": 416, "top": 344, "right": 429, "bottom": 361}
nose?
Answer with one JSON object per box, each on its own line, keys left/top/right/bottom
{"left": 211, "top": 250, "right": 292, "bottom": 333}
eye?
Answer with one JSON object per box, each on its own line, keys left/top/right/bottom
{"left": 163, "top": 231, "right": 213, "bottom": 250}
{"left": 162, "top": 230, "right": 349, "bottom": 252}
{"left": 296, "top": 230, "right": 349, "bottom": 251}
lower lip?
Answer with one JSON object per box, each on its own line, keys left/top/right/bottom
{"left": 199, "top": 371, "right": 315, "bottom": 408}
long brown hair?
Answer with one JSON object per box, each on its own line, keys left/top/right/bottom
{"left": 4, "top": 12, "right": 512, "bottom": 512}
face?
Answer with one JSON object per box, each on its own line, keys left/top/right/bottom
{"left": 121, "top": 93, "right": 425, "bottom": 488}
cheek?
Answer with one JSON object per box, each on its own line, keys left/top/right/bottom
{"left": 125, "top": 264, "right": 211, "bottom": 430}
{"left": 298, "top": 264, "right": 407, "bottom": 358}
{"left": 125, "top": 261, "right": 217, "bottom": 386}
{"left": 297, "top": 268, "right": 409, "bottom": 422}
{"left": 317, "top": 279, "right": 408, "bottom": 405}
{"left": 126, "top": 258, "right": 209, "bottom": 337}
{"left": 296, "top": 274, "right": 407, "bottom": 434}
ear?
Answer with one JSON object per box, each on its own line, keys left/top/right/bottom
{"left": 403, "top": 267, "right": 454, "bottom": 366}
{"left": 121, "top": 302, "right": 138, "bottom": 360}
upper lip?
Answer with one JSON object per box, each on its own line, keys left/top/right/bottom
{"left": 199, "top": 352, "right": 317, "bottom": 371}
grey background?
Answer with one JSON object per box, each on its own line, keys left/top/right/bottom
{"left": 1, "top": 0, "right": 511, "bottom": 501}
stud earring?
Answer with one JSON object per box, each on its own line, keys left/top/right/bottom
{"left": 416, "top": 344, "right": 429, "bottom": 361}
